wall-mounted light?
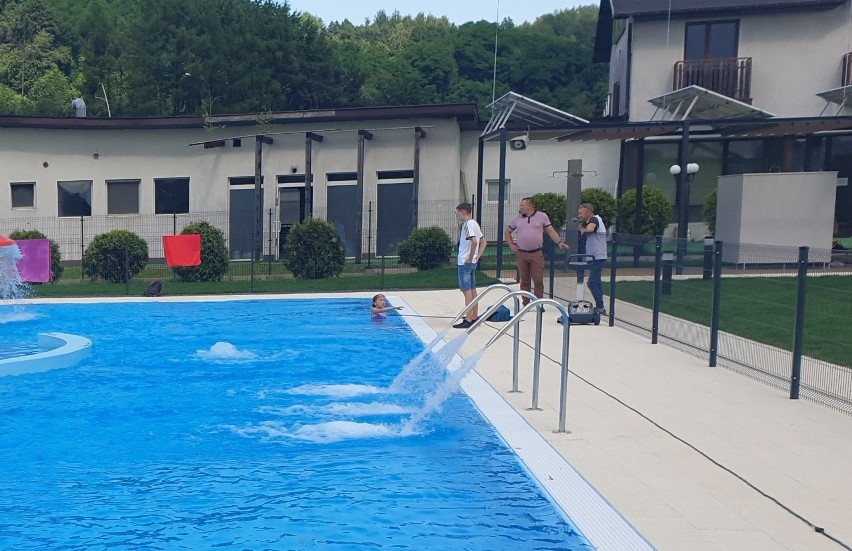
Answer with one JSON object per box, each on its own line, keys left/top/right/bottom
{"left": 290, "top": 164, "right": 298, "bottom": 174}
{"left": 93, "top": 153, "right": 100, "bottom": 159}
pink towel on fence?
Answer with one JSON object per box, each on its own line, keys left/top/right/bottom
{"left": 163, "top": 234, "right": 202, "bottom": 267}
{"left": 16, "top": 239, "right": 51, "bottom": 283}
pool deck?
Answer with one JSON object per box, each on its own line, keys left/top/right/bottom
{"left": 392, "top": 289, "right": 852, "bottom": 551}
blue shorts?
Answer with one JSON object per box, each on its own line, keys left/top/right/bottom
{"left": 457, "top": 263, "right": 477, "bottom": 291}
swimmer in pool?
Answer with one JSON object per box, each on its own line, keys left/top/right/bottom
{"left": 371, "top": 294, "right": 403, "bottom": 319}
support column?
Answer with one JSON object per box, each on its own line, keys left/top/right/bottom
{"left": 356, "top": 130, "right": 373, "bottom": 264}
{"left": 304, "top": 132, "right": 323, "bottom": 219}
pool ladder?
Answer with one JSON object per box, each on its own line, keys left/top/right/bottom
{"left": 448, "top": 284, "right": 573, "bottom": 433}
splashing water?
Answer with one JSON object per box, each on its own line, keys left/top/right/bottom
{"left": 387, "top": 326, "right": 452, "bottom": 393}
{"left": 0, "top": 243, "right": 25, "bottom": 301}
{"left": 401, "top": 348, "right": 485, "bottom": 435}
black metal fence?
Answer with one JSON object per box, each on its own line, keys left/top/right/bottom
{"left": 5, "top": 208, "right": 851, "bottom": 415}
{"left": 546, "top": 233, "right": 852, "bottom": 415}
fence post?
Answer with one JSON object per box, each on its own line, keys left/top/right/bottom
{"left": 708, "top": 240, "right": 724, "bottom": 366}
{"left": 380, "top": 254, "right": 385, "bottom": 290}
{"left": 608, "top": 232, "right": 617, "bottom": 327}
{"left": 367, "top": 201, "right": 373, "bottom": 269}
{"left": 124, "top": 235, "right": 130, "bottom": 295}
{"left": 173, "top": 213, "right": 177, "bottom": 235}
{"left": 80, "top": 215, "right": 85, "bottom": 280}
{"left": 267, "top": 208, "right": 273, "bottom": 276}
{"left": 662, "top": 251, "right": 674, "bottom": 295}
{"left": 652, "top": 235, "right": 663, "bottom": 344}
{"left": 703, "top": 236, "right": 714, "bottom": 280}
{"left": 790, "top": 245, "right": 809, "bottom": 400}
{"left": 548, "top": 255, "right": 555, "bottom": 299}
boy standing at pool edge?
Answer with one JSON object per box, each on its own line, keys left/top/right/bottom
{"left": 453, "top": 202, "right": 485, "bottom": 329}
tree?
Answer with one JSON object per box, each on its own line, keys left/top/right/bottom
{"left": 616, "top": 187, "right": 673, "bottom": 236}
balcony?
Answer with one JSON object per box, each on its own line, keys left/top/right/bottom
{"left": 842, "top": 52, "right": 852, "bottom": 86}
{"left": 673, "top": 57, "right": 752, "bottom": 104}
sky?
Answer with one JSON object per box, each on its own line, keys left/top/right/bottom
{"left": 285, "top": 0, "right": 596, "bottom": 26}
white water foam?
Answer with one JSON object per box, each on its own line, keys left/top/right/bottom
{"left": 194, "top": 342, "right": 300, "bottom": 364}
{"left": 285, "top": 383, "right": 386, "bottom": 398}
{"left": 257, "top": 402, "right": 413, "bottom": 417}
{"left": 228, "top": 420, "right": 398, "bottom": 443}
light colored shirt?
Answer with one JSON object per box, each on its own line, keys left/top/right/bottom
{"left": 585, "top": 214, "right": 607, "bottom": 260}
{"left": 507, "top": 211, "right": 551, "bottom": 251}
{"left": 458, "top": 219, "right": 483, "bottom": 265}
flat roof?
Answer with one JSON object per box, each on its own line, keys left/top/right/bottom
{"left": 0, "top": 103, "right": 480, "bottom": 131}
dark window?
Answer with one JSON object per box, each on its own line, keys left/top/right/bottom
{"left": 107, "top": 179, "right": 140, "bottom": 214}
{"left": 58, "top": 180, "right": 92, "bottom": 217}
{"left": 277, "top": 174, "right": 306, "bottom": 184}
{"left": 685, "top": 21, "right": 738, "bottom": 60}
{"left": 229, "top": 176, "right": 263, "bottom": 186}
{"left": 377, "top": 169, "right": 414, "bottom": 180}
{"left": 11, "top": 182, "right": 35, "bottom": 208}
{"left": 155, "top": 178, "right": 189, "bottom": 214}
{"left": 327, "top": 172, "right": 358, "bottom": 182}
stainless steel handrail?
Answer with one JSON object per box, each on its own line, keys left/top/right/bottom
{"left": 466, "top": 293, "right": 573, "bottom": 433}
{"left": 448, "top": 284, "right": 525, "bottom": 389}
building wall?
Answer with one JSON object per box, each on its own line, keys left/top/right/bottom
{"left": 0, "top": 118, "right": 463, "bottom": 219}
{"left": 626, "top": 3, "right": 852, "bottom": 121}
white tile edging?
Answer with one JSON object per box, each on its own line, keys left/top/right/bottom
{"left": 0, "top": 332, "right": 92, "bottom": 377}
{"left": 393, "top": 296, "right": 656, "bottom": 551}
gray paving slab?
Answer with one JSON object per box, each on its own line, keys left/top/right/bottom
{"left": 394, "top": 288, "right": 852, "bottom": 551}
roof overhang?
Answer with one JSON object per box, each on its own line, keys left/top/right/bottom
{"left": 649, "top": 85, "right": 775, "bottom": 121}
{"left": 481, "top": 92, "right": 588, "bottom": 140}
{"left": 608, "top": 0, "right": 845, "bottom": 20}
{"left": 817, "top": 85, "right": 852, "bottom": 116}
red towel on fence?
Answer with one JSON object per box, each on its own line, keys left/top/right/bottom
{"left": 163, "top": 234, "right": 202, "bottom": 267}
{"left": 16, "top": 239, "right": 51, "bottom": 283}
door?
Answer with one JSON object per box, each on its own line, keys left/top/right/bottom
{"left": 229, "top": 187, "right": 263, "bottom": 260}
{"left": 327, "top": 184, "right": 359, "bottom": 256}
{"left": 376, "top": 182, "right": 413, "bottom": 256}
{"left": 278, "top": 187, "right": 305, "bottom": 258}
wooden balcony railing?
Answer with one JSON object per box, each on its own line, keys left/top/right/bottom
{"left": 673, "top": 57, "right": 752, "bottom": 103}
{"left": 842, "top": 52, "right": 852, "bottom": 86}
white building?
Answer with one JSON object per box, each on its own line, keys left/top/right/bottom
{"left": 0, "top": 103, "right": 620, "bottom": 261}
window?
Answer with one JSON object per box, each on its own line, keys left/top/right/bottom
{"left": 685, "top": 21, "right": 738, "bottom": 60}
{"left": 107, "top": 179, "right": 140, "bottom": 214}
{"left": 154, "top": 178, "right": 189, "bottom": 214}
{"left": 10, "top": 182, "right": 35, "bottom": 208}
{"left": 486, "top": 179, "right": 511, "bottom": 202}
{"left": 58, "top": 180, "right": 92, "bottom": 217}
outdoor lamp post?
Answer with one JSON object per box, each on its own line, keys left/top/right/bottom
{"left": 670, "top": 162, "right": 700, "bottom": 274}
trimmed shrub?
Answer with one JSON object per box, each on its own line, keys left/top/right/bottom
{"left": 82, "top": 230, "right": 149, "bottom": 283}
{"left": 8, "top": 229, "right": 63, "bottom": 281}
{"left": 531, "top": 192, "right": 567, "bottom": 229}
{"left": 580, "top": 188, "right": 617, "bottom": 228}
{"left": 702, "top": 188, "right": 717, "bottom": 236}
{"left": 173, "top": 221, "right": 229, "bottom": 282}
{"left": 616, "top": 187, "right": 673, "bottom": 236}
{"left": 398, "top": 226, "right": 453, "bottom": 271}
{"left": 283, "top": 218, "right": 345, "bottom": 279}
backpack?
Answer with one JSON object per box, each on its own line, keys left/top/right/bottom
{"left": 487, "top": 304, "right": 512, "bottom": 322}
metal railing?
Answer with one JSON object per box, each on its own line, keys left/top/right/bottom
{"left": 545, "top": 233, "right": 852, "bottom": 416}
{"left": 458, "top": 288, "right": 574, "bottom": 433}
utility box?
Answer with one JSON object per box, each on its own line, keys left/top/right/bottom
{"left": 715, "top": 172, "right": 837, "bottom": 264}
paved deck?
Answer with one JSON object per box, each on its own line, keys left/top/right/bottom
{"left": 394, "top": 289, "right": 852, "bottom": 551}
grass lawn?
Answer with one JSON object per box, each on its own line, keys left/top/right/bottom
{"left": 26, "top": 264, "right": 500, "bottom": 298}
{"left": 614, "top": 275, "right": 852, "bottom": 367}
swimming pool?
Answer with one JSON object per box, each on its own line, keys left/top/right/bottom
{"left": 0, "top": 297, "right": 595, "bottom": 550}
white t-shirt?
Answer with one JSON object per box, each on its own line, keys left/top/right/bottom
{"left": 458, "top": 219, "right": 484, "bottom": 265}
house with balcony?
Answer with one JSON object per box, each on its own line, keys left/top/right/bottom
{"left": 593, "top": 0, "right": 852, "bottom": 237}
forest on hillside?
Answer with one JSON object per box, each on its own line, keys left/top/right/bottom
{"left": 0, "top": 0, "right": 606, "bottom": 119}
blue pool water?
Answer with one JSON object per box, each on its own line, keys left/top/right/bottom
{"left": 0, "top": 298, "right": 593, "bottom": 550}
